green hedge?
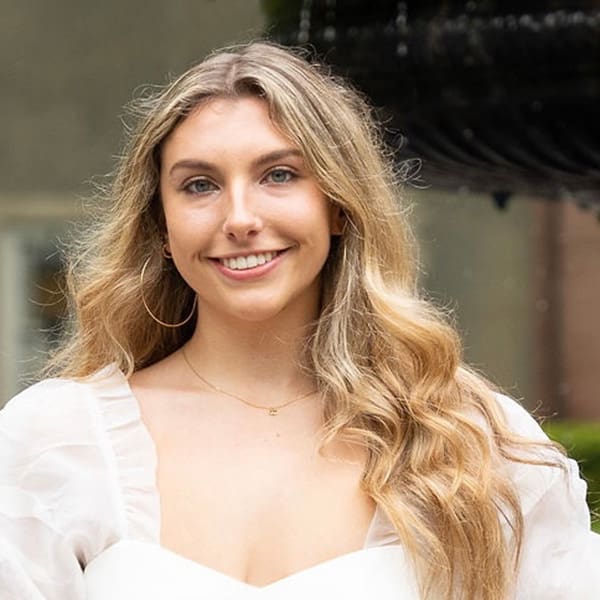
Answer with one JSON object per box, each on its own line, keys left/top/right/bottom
{"left": 542, "top": 421, "right": 600, "bottom": 533}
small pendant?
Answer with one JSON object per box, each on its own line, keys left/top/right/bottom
{"left": 268, "top": 407, "right": 279, "bottom": 416}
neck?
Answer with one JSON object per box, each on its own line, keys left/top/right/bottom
{"left": 183, "top": 305, "right": 318, "bottom": 403}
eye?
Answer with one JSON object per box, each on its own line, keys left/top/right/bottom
{"left": 264, "top": 168, "right": 296, "bottom": 184}
{"left": 184, "top": 178, "right": 217, "bottom": 195}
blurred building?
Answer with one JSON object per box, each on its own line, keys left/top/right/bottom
{"left": 0, "top": 0, "right": 265, "bottom": 399}
{"left": 1, "top": 0, "right": 598, "bottom": 418}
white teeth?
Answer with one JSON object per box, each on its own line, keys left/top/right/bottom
{"left": 220, "top": 252, "right": 278, "bottom": 270}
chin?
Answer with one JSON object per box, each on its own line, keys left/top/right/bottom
{"left": 226, "top": 302, "right": 286, "bottom": 323}
{"left": 204, "top": 285, "right": 320, "bottom": 325}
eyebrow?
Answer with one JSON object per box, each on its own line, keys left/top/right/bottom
{"left": 168, "top": 148, "right": 304, "bottom": 177}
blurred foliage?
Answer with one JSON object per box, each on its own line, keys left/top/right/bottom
{"left": 543, "top": 421, "right": 600, "bottom": 533}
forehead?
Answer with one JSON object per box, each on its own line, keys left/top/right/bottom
{"left": 161, "top": 96, "right": 295, "bottom": 166}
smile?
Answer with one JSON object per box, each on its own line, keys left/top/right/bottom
{"left": 218, "top": 251, "right": 280, "bottom": 271}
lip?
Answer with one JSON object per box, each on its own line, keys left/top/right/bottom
{"left": 211, "top": 248, "right": 289, "bottom": 281}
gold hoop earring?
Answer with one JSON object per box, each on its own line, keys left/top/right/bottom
{"left": 140, "top": 256, "right": 197, "bottom": 328}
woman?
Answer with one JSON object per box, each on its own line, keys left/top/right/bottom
{"left": 0, "top": 41, "right": 598, "bottom": 600}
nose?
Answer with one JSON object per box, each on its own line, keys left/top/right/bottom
{"left": 221, "top": 183, "right": 263, "bottom": 241}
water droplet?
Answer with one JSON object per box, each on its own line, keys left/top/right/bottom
{"left": 396, "top": 43, "right": 408, "bottom": 57}
{"left": 323, "top": 26, "right": 336, "bottom": 41}
{"left": 519, "top": 14, "right": 533, "bottom": 27}
{"left": 506, "top": 14, "right": 518, "bottom": 30}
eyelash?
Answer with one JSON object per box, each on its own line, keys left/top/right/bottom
{"left": 182, "top": 167, "right": 298, "bottom": 195}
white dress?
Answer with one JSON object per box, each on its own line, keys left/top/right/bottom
{"left": 0, "top": 365, "right": 599, "bottom": 599}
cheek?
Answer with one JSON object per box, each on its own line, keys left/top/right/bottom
{"left": 280, "top": 193, "right": 333, "bottom": 232}
{"left": 306, "top": 202, "right": 336, "bottom": 245}
{"left": 295, "top": 206, "right": 334, "bottom": 263}
{"left": 163, "top": 209, "right": 215, "bottom": 251}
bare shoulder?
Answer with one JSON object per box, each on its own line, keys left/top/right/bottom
{"left": 129, "top": 351, "right": 186, "bottom": 389}
{"left": 127, "top": 350, "right": 205, "bottom": 446}
{"left": 128, "top": 351, "right": 196, "bottom": 416}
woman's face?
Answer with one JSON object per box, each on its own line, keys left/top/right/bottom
{"left": 159, "top": 96, "right": 342, "bottom": 325}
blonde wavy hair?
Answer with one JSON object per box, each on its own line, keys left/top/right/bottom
{"left": 49, "top": 41, "right": 560, "bottom": 599}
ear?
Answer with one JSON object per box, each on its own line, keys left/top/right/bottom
{"left": 329, "top": 203, "right": 346, "bottom": 236}
{"left": 162, "top": 235, "right": 172, "bottom": 259}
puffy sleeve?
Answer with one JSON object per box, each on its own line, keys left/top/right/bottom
{"left": 496, "top": 394, "right": 600, "bottom": 599}
{"left": 0, "top": 379, "right": 122, "bottom": 600}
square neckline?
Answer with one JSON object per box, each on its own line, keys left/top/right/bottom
{"left": 91, "top": 538, "right": 408, "bottom": 591}
{"left": 101, "top": 370, "right": 396, "bottom": 587}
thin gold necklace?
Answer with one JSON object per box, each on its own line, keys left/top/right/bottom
{"left": 181, "top": 347, "right": 317, "bottom": 416}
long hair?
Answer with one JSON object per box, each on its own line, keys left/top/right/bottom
{"left": 48, "top": 41, "right": 560, "bottom": 599}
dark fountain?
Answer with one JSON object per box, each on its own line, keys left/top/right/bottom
{"left": 266, "top": 1, "right": 600, "bottom": 216}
